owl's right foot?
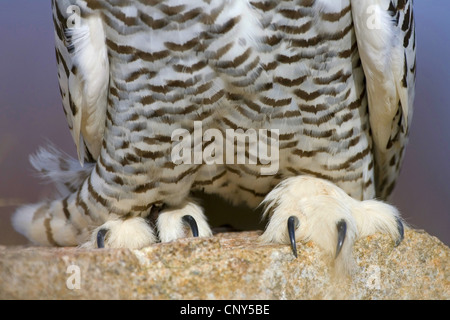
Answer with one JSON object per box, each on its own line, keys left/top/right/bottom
{"left": 96, "top": 220, "right": 200, "bottom": 249}
{"left": 84, "top": 201, "right": 212, "bottom": 249}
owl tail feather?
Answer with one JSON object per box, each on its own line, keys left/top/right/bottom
{"left": 12, "top": 146, "right": 96, "bottom": 246}
{"left": 12, "top": 200, "right": 91, "bottom": 247}
{"left": 29, "top": 145, "right": 94, "bottom": 196}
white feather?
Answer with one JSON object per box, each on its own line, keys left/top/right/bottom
{"left": 65, "top": 15, "right": 109, "bottom": 163}
{"left": 29, "top": 145, "right": 93, "bottom": 196}
{"left": 351, "top": 0, "right": 413, "bottom": 150}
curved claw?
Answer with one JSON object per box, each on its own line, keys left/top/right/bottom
{"left": 97, "top": 229, "right": 108, "bottom": 249}
{"left": 395, "top": 217, "right": 404, "bottom": 247}
{"left": 335, "top": 220, "right": 347, "bottom": 259}
{"left": 287, "top": 216, "right": 300, "bottom": 258}
{"left": 182, "top": 215, "right": 199, "bottom": 237}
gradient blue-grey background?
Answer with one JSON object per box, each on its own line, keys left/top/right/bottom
{"left": 0, "top": 0, "right": 449, "bottom": 246}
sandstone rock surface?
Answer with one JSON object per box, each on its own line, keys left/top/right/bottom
{"left": 0, "top": 229, "right": 448, "bottom": 299}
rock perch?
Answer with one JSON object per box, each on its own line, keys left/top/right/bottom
{"left": 0, "top": 229, "right": 448, "bottom": 299}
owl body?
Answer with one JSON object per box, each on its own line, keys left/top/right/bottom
{"left": 14, "top": 0, "right": 415, "bottom": 269}
{"left": 71, "top": 0, "right": 373, "bottom": 208}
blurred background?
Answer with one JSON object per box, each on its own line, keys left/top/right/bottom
{"left": 0, "top": 1, "right": 448, "bottom": 246}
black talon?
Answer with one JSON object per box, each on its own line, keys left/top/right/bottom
{"left": 287, "top": 216, "right": 300, "bottom": 258}
{"left": 146, "top": 203, "right": 166, "bottom": 229}
{"left": 97, "top": 229, "right": 108, "bottom": 249}
{"left": 395, "top": 217, "right": 404, "bottom": 247}
{"left": 182, "top": 215, "right": 199, "bottom": 237}
{"left": 335, "top": 220, "right": 347, "bottom": 259}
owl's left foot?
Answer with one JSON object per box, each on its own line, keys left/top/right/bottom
{"left": 286, "top": 215, "right": 404, "bottom": 258}
{"left": 259, "top": 176, "right": 405, "bottom": 273}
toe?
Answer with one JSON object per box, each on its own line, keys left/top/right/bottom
{"left": 82, "top": 217, "right": 157, "bottom": 249}
{"left": 156, "top": 201, "right": 212, "bottom": 242}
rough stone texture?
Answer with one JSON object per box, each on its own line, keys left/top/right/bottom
{"left": 0, "top": 229, "right": 448, "bottom": 300}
